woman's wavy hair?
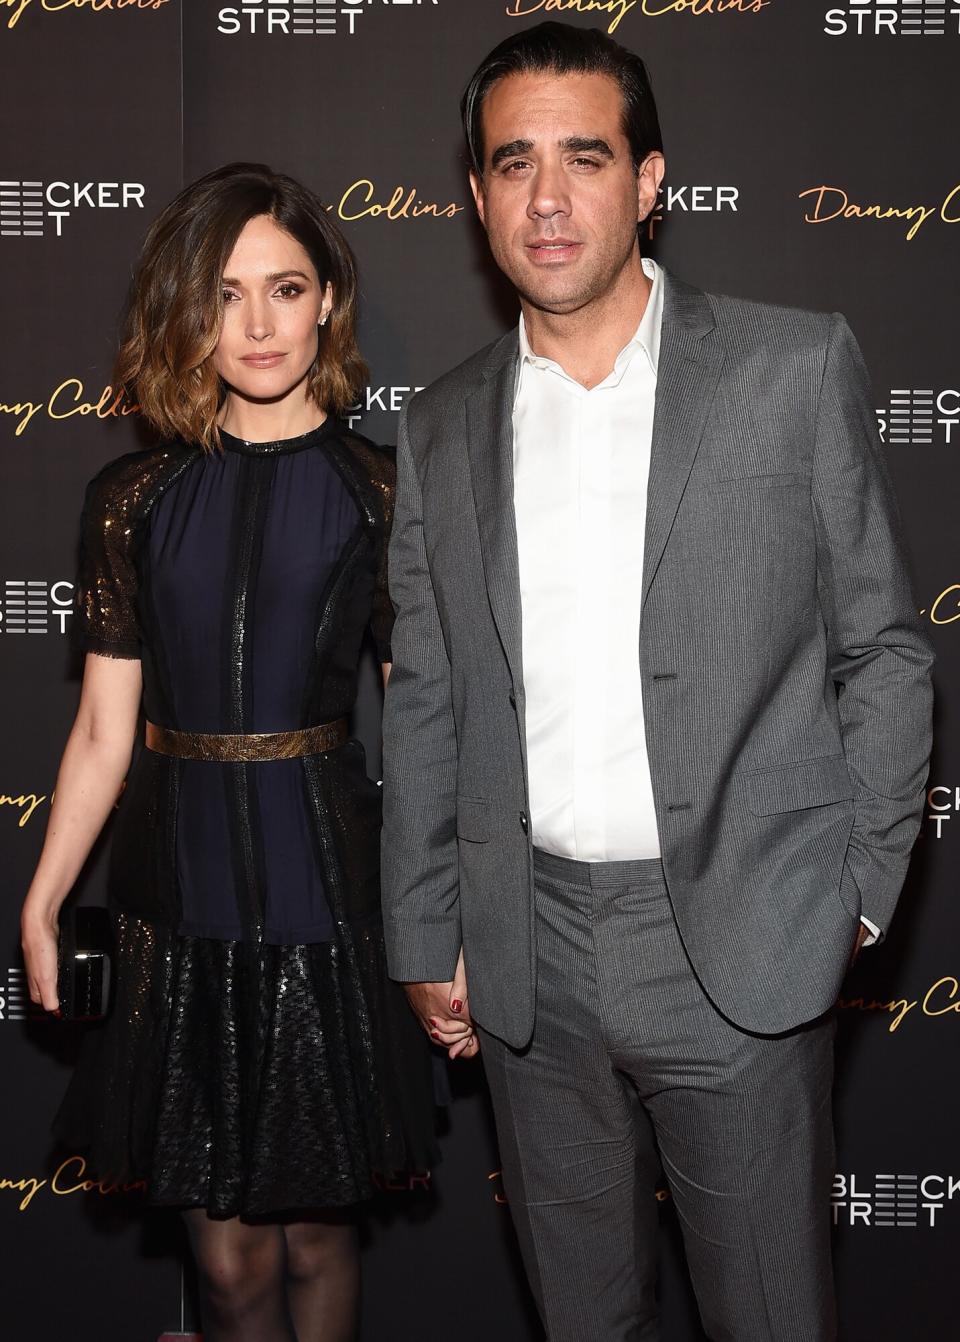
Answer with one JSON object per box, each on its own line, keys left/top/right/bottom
{"left": 116, "top": 162, "right": 367, "bottom": 450}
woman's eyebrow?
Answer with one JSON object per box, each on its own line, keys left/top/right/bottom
{"left": 221, "top": 270, "right": 312, "bottom": 285}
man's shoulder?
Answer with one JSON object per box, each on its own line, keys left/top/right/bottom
{"left": 406, "top": 330, "right": 517, "bottom": 432}
{"left": 699, "top": 281, "right": 837, "bottom": 356}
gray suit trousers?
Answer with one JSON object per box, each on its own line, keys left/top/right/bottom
{"left": 481, "top": 851, "right": 838, "bottom": 1342}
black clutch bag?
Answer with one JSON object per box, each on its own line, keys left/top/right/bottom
{"left": 57, "top": 905, "right": 113, "bottom": 1021}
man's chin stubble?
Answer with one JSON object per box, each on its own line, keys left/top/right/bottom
{"left": 517, "top": 282, "right": 606, "bottom": 318}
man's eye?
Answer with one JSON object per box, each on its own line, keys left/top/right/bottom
{"left": 571, "top": 158, "right": 600, "bottom": 169}
{"left": 503, "top": 160, "right": 531, "bottom": 173}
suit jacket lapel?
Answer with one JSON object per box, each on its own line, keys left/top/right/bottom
{"left": 462, "top": 275, "right": 722, "bottom": 671}
{"left": 642, "top": 272, "right": 724, "bottom": 610}
{"left": 465, "top": 332, "right": 524, "bottom": 687}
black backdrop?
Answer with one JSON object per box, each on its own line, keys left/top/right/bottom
{"left": 1, "top": 2, "right": 957, "bottom": 1339}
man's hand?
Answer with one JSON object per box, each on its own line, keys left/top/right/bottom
{"left": 403, "top": 948, "right": 479, "bottom": 1060}
{"left": 849, "top": 922, "right": 870, "bottom": 968}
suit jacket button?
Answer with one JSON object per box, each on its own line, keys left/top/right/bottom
{"left": 519, "top": 810, "right": 529, "bottom": 834}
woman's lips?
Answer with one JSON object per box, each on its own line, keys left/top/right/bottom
{"left": 240, "top": 352, "right": 286, "bottom": 368}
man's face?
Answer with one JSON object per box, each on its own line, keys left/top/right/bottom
{"left": 470, "top": 71, "right": 664, "bottom": 316}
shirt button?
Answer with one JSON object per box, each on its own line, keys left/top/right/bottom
{"left": 519, "top": 811, "right": 529, "bottom": 834}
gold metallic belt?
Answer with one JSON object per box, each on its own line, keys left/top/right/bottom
{"left": 145, "top": 719, "right": 348, "bottom": 762}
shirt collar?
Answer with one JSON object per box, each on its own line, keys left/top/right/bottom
{"left": 517, "top": 256, "right": 663, "bottom": 384}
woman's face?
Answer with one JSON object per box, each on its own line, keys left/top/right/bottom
{"left": 213, "top": 214, "right": 332, "bottom": 405}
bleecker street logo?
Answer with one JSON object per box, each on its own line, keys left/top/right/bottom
{"left": 344, "top": 384, "right": 424, "bottom": 430}
{"left": 927, "top": 785, "right": 960, "bottom": 837}
{"left": 644, "top": 182, "right": 739, "bottom": 241}
{"left": 2, "top": 0, "right": 170, "bottom": 33}
{"left": 0, "top": 179, "right": 145, "bottom": 239}
{"left": 0, "top": 579, "right": 74, "bottom": 634}
{"left": 833, "top": 1173, "right": 960, "bottom": 1227}
{"left": 503, "top": 0, "right": 771, "bottom": 38}
{"left": 0, "top": 969, "right": 29, "bottom": 1022}
{"left": 217, "top": 0, "right": 439, "bottom": 38}
{"left": 877, "top": 389, "right": 960, "bottom": 447}
{"left": 0, "top": 181, "right": 42, "bottom": 236}
{"left": 825, "top": 1, "right": 960, "bottom": 36}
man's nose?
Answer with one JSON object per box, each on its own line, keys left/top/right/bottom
{"left": 527, "top": 162, "right": 571, "bottom": 222}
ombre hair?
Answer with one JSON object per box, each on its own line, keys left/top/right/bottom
{"left": 116, "top": 162, "right": 367, "bottom": 451}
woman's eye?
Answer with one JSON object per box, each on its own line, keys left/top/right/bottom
{"left": 222, "top": 289, "right": 240, "bottom": 303}
{"left": 275, "top": 283, "right": 304, "bottom": 299}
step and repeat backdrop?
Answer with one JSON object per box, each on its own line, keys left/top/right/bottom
{"left": 1, "top": 1, "right": 957, "bottom": 1339}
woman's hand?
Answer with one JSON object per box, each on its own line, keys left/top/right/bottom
{"left": 18, "top": 652, "right": 141, "bottom": 1017}
{"left": 21, "top": 903, "right": 60, "bottom": 1014}
{"left": 446, "top": 948, "right": 479, "bottom": 1060}
{"left": 402, "top": 947, "right": 480, "bottom": 1059}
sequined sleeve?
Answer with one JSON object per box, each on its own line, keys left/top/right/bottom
{"left": 369, "top": 445, "right": 397, "bottom": 664}
{"left": 76, "top": 444, "right": 197, "bottom": 660}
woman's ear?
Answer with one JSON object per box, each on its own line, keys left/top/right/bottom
{"left": 318, "top": 282, "right": 334, "bottom": 327}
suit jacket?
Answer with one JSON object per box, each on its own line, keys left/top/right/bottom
{"left": 381, "top": 269, "right": 934, "bottom": 1047}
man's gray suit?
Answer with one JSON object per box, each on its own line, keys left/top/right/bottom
{"left": 381, "top": 271, "right": 933, "bottom": 1338}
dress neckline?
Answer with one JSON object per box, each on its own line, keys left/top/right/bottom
{"left": 218, "top": 418, "right": 337, "bottom": 456}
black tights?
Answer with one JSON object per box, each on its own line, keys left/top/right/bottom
{"left": 183, "top": 1208, "right": 359, "bottom": 1342}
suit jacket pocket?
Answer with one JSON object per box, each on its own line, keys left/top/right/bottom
{"left": 748, "top": 754, "right": 854, "bottom": 815}
{"left": 456, "top": 795, "right": 491, "bottom": 843}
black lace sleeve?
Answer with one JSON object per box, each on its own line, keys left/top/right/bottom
{"left": 75, "top": 444, "right": 197, "bottom": 660}
{"left": 369, "top": 445, "right": 397, "bottom": 664}
{"left": 76, "top": 463, "right": 142, "bottom": 658}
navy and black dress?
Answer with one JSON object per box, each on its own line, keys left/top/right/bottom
{"left": 55, "top": 421, "right": 435, "bottom": 1217}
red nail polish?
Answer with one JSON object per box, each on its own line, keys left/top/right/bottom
{"left": 451, "top": 999, "right": 463, "bottom": 1013}
{"left": 430, "top": 1030, "right": 441, "bottom": 1040}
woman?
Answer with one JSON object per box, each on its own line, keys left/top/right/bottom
{"left": 20, "top": 162, "right": 470, "bottom": 1341}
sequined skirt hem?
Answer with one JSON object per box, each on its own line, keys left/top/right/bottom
{"left": 53, "top": 912, "right": 436, "bottom": 1218}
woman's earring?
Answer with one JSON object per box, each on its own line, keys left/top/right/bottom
{"left": 319, "top": 314, "right": 329, "bottom": 327}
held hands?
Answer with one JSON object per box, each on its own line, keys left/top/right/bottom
{"left": 403, "top": 948, "right": 479, "bottom": 1061}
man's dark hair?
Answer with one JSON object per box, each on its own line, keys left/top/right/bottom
{"left": 461, "top": 21, "right": 663, "bottom": 177}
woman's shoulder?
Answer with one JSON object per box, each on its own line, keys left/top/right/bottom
{"left": 326, "top": 425, "right": 396, "bottom": 523}
{"left": 331, "top": 425, "right": 395, "bottom": 483}
{"left": 83, "top": 440, "right": 199, "bottom": 524}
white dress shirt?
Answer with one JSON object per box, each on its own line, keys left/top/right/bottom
{"left": 513, "top": 257, "right": 663, "bottom": 861}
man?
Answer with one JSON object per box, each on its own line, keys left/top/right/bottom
{"left": 382, "top": 21, "right": 933, "bottom": 1342}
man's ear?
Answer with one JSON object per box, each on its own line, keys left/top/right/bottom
{"left": 637, "top": 151, "right": 666, "bottom": 223}
{"left": 469, "top": 169, "right": 486, "bottom": 227}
